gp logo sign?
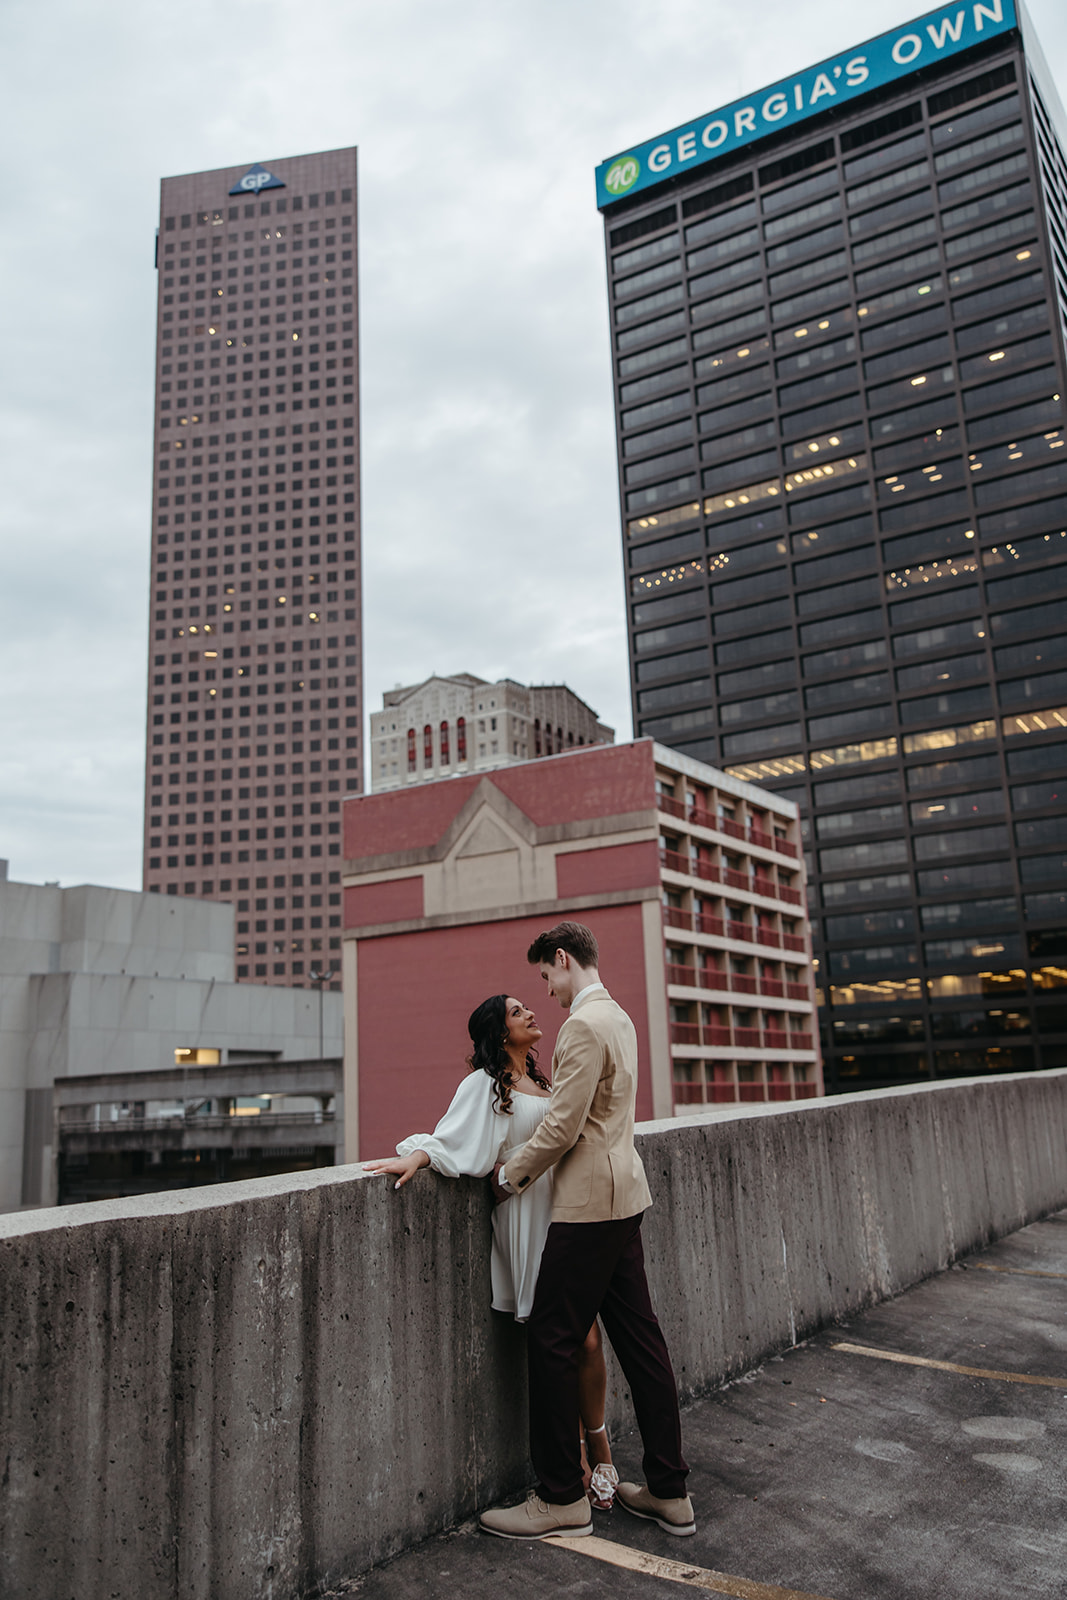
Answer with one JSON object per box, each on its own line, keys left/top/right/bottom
{"left": 228, "top": 162, "right": 286, "bottom": 196}
{"left": 595, "top": 0, "right": 1017, "bottom": 209}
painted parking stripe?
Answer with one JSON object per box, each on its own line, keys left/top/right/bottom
{"left": 832, "top": 1341, "right": 1067, "bottom": 1390}
{"left": 547, "top": 1533, "right": 835, "bottom": 1600}
{"left": 972, "top": 1261, "right": 1067, "bottom": 1281}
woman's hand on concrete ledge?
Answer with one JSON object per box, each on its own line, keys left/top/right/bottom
{"left": 362, "top": 1151, "right": 431, "bottom": 1190}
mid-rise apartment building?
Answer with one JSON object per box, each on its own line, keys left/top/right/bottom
{"left": 342, "top": 740, "right": 819, "bottom": 1158}
{"left": 141, "top": 149, "right": 360, "bottom": 992}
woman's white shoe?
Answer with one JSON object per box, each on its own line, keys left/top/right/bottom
{"left": 589, "top": 1462, "right": 619, "bottom": 1512}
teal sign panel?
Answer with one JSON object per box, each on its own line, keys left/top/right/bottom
{"left": 596, "top": 0, "right": 1017, "bottom": 210}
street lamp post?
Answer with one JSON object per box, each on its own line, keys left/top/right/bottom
{"left": 308, "top": 967, "right": 335, "bottom": 1062}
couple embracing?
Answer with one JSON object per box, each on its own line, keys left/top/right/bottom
{"left": 365, "top": 920, "right": 693, "bottom": 1540}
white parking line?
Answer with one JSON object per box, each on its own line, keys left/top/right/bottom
{"left": 832, "top": 1341, "right": 1067, "bottom": 1390}
{"left": 547, "top": 1533, "right": 836, "bottom": 1599}
{"left": 972, "top": 1261, "right": 1067, "bottom": 1281}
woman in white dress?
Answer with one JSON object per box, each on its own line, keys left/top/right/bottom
{"left": 363, "top": 993, "right": 618, "bottom": 1510}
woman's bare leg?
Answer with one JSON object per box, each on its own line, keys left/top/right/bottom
{"left": 577, "top": 1321, "right": 612, "bottom": 1468}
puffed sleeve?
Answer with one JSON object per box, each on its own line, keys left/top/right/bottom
{"left": 396, "top": 1071, "right": 505, "bottom": 1178}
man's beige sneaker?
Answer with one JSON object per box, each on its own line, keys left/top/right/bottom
{"left": 616, "top": 1481, "right": 696, "bottom": 1535}
{"left": 479, "top": 1490, "right": 593, "bottom": 1540}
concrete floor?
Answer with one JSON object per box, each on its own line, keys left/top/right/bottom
{"left": 321, "top": 1211, "right": 1067, "bottom": 1600}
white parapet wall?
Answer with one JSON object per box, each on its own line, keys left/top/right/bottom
{"left": 1, "top": 1071, "right": 1066, "bottom": 1600}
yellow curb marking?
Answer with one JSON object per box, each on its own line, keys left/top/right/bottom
{"left": 832, "top": 1341, "right": 1067, "bottom": 1390}
{"left": 547, "top": 1533, "right": 835, "bottom": 1600}
{"left": 972, "top": 1261, "right": 1067, "bottom": 1281}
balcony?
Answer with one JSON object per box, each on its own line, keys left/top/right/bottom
{"left": 672, "top": 1081, "right": 708, "bottom": 1105}
{"left": 687, "top": 805, "right": 799, "bottom": 859}
{"left": 668, "top": 1022, "right": 816, "bottom": 1052}
{"left": 672, "top": 1079, "right": 814, "bottom": 1107}
{"left": 666, "top": 963, "right": 696, "bottom": 986}
{"left": 660, "top": 850, "right": 801, "bottom": 905}
{"left": 662, "top": 847, "right": 711, "bottom": 878}
{"left": 704, "top": 811, "right": 748, "bottom": 842}
{"left": 751, "top": 824, "right": 798, "bottom": 858}
{"left": 665, "top": 966, "right": 802, "bottom": 1001}
{"left": 662, "top": 905, "right": 807, "bottom": 954}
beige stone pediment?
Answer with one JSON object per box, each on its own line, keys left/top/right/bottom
{"left": 424, "top": 787, "right": 553, "bottom": 915}
{"left": 455, "top": 814, "right": 521, "bottom": 859}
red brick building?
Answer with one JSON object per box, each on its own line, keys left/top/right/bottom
{"left": 342, "top": 740, "right": 821, "bottom": 1161}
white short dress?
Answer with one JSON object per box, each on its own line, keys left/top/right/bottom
{"left": 397, "top": 1071, "right": 552, "bottom": 1322}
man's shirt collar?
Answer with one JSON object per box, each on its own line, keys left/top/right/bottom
{"left": 570, "top": 980, "right": 607, "bottom": 1014}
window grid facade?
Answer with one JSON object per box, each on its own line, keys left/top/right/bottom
{"left": 653, "top": 762, "right": 820, "bottom": 1107}
{"left": 142, "top": 150, "right": 363, "bottom": 991}
{"left": 602, "top": 27, "right": 1067, "bottom": 1090}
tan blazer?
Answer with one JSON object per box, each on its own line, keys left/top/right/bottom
{"left": 505, "top": 988, "right": 653, "bottom": 1224}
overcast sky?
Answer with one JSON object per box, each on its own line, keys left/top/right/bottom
{"left": 1, "top": 0, "right": 1064, "bottom": 890}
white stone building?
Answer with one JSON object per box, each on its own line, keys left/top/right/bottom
{"left": 369, "top": 674, "right": 614, "bottom": 792}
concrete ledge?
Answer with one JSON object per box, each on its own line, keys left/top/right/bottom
{"left": 2, "top": 1070, "right": 1066, "bottom": 1600}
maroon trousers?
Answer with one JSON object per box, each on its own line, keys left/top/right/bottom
{"left": 526, "top": 1212, "right": 689, "bottom": 1505}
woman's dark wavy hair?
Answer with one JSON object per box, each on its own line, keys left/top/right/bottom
{"left": 467, "top": 994, "right": 550, "bottom": 1114}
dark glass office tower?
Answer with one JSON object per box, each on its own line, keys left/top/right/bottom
{"left": 598, "top": 3, "right": 1067, "bottom": 1090}
{"left": 142, "top": 149, "right": 361, "bottom": 991}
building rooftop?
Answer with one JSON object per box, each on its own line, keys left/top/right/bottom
{"left": 324, "top": 1206, "right": 1067, "bottom": 1600}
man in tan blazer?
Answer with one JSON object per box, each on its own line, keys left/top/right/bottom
{"left": 479, "top": 921, "right": 692, "bottom": 1541}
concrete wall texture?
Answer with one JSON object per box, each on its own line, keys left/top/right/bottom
{"left": 2, "top": 1070, "right": 1066, "bottom": 1600}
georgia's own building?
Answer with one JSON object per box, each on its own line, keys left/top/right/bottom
{"left": 597, "top": 1, "right": 1067, "bottom": 1091}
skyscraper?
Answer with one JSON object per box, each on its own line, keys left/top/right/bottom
{"left": 142, "top": 149, "right": 361, "bottom": 991}
{"left": 597, "top": 3, "right": 1067, "bottom": 1090}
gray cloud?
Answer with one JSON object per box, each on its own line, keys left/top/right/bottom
{"left": 1, "top": 0, "right": 1064, "bottom": 887}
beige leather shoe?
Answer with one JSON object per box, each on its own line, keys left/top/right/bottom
{"left": 616, "top": 1481, "right": 696, "bottom": 1535}
{"left": 479, "top": 1490, "right": 593, "bottom": 1540}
